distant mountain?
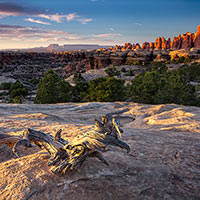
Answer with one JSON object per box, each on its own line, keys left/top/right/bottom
{"left": 46, "top": 44, "right": 111, "bottom": 52}
{"left": 3, "top": 44, "right": 111, "bottom": 53}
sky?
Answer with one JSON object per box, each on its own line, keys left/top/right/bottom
{"left": 0, "top": 0, "right": 200, "bottom": 49}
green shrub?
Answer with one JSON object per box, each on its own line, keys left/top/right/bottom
{"left": 88, "top": 77, "right": 125, "bottom": 102}
{"left": 151, "top": 62, "right": 168, "bottom": 73}
{"left": 179, "top": 63, "right": 200, "bottom": 81}
{"left": 0, "top": 82, "right": 13, "bottom": 90}
{"left": 13, "top": 96, "right": 23, "bottom": 104}
{"left": 9, "top": 81, "right": 28, "bottom": 99}
{"left": 35, "top": 70, "right": 71, "bottom": 104}
{"left": 73, "top": 72, "right": 85, "bottom": 84}
{"left": 126, "top": 65, "right": 197, "bottom": 106}
{"left": 154, "top": 71, "right": 196, "bottom": 105}
{"left": 9, "top": 88, "right": 28, "bottom": 99}
{"left": 30, "top": 79, "right": 40, "bottom": 86}
{"left": 105, "top": 67, "right": 121, "bottom": 77}
{"left": 72, "top": 82, "right": 89, "bottom": 102}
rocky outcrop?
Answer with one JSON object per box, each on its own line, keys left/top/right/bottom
{"left": 119, "top": 25, "right": 200, "bottom": 51}
{"left": 124, "top": 43, "right": 133, "bottom": 49}
{"left": 93, "top": 54, "right": 110, "bottom": 69}
{"left": 169, "top": 49, "right": 191, "bottom": 60}
{"left": 181, "top": 32, "right": 194, "bottom": 49}
{"left": 150, "top": 42, "right": 154, "bottom": 50}
{"left": 110, "top": 52, "right": 127, "bottom": 66}
{"left": 154, "top": 37, "right": 162, "bottom": 50}
{"left": 171, "top": 35, "right": 182, "bottom": 49}
{"left": 194, "top": 25, "right": 200, "bottom": 48}
{"left": 141, "top": 42, "right": 150, "bottom": 50}
{"left": 135, "top": 43, "right": 141, "bottom": 49}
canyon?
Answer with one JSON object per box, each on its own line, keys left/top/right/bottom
{"left": 0, "top": 26, "right": 200, "bottom": 83}
{"left": 0, "top": 25, "right": 200, "bottom": 103}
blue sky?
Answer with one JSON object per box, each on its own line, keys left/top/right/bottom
{"left": 0, "top": 0, "right": 200, "bottom": 49}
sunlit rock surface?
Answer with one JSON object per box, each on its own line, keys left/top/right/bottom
{"left": 0, "top": 102, "right": 200, "bottom": 200}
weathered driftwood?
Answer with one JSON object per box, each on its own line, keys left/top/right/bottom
{"left": 0, "top": 116, "right": 130, "bottom": 175}
{"left": 0, "top": 134, "right": 22, "bottom": 148}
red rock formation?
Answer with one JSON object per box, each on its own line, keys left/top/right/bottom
{"left": 146, "top": 43, "right": 150, "bottom": 50}
{"left": 150, "top": 42, "right": 154, "bottom": 49}
{"left": 135, "top": 43, "right": 141, "bottom": 49}
{"left": 181, "top": 32, "right": 194, "bottom": 49}
{"left": 94, "top": 55, "right": 110, "bottom": 69}
{"left": 85, "top": 56, "right": 94, "bottom": 70}
{"left": 110, "top": 52, "right": 127, "bottom": 65}
{"left": 171, "top": 34, "right": 182, "bottom": 49}
{"left": 124, "top": 43, "right": 132, "bottom": 49}
{"left": 167, "top": 38, "right": 171, "bottom": 49}
{"left": 161, "top": 37, "right": 167, "bottom": 50}
{"left": 112, "top": 25, "right": 200, "bottom": 51}
{"left": 154, "top": 37, "right": 162, "bottom": 50}
{"left": 194, "top": 25, "right": 200, "bottom": 48}
{"left": 141, "top": 42, "right": 150, "bottom": 50}
{"left": 114, "top": 45, "right": 121, "bottom": 50}
{"left": 132, "top": 44, "right": 136, "bottom": 50}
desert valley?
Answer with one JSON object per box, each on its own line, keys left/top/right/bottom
{"left": 0, "top": 24, "right": 200, "bottom": 200}
{"left": 0, "top": 0, "right": 200, "bottom": 199}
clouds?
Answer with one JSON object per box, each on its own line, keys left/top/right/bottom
{"left": 134, "top": 23, "right": 143, "bottom": 26}
{"left": 25, "top": 18, "right": 51, "bottom": 25}
{"left": 38, "top": 13, "right": 76, "bottom": 23}
{"left": 94, "top": 33, "right": 121, "bottom": 38}
{"left": 0, "top": 2, "right": 42, "bottom": 17}
{"left": 38, "top": 13, "right": 93, "bottom": 24}
{"left": 90, "top": 0, "right": 104, "bottom": 2}
{"left": 0, "top": 24, "right": 121, "bottom": 47}
{"left": 0, "top": 24, "right": 77, "bottom": 41}
{"left": 109, "top": 28, "right": 115, "bottom": 31}
{"left": 0, "top": 1, "right": 124, "bottom": 48}
{"left": 76, "top": 18, "right": 93, "bottom": 24}
{"left": 0, "top": 2, "right": 93, "bottom": 25}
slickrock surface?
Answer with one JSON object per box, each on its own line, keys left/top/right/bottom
{"left": 0, "top": 102, "right": 200, "bottom": 200}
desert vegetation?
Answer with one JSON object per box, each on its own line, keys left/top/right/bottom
{"left": 1, "top": 62, "right": 200, "bottom": 106}
{"left": 34, "top": 70, "right": 71, "bottom": 104}
{"left": 34, "top": 62, "right": 200, "bottom": 106}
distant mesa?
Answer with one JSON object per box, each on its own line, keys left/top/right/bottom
{"left": 46, "top": 44, "right": 110, "bottom": 52}
{"left": 6, "top": 44, "right": 111, "bottom": 53}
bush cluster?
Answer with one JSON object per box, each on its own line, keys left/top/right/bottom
{"left": 35, "top": 70, "right": 125, "bottom": 103}
{"left": 30, "top": 62, "right": 200, "bottom": 106}
{"left": 34, "top": 70, "right": 71, "bottom": 104}
{"left": 105, "top": 67, "right": 121, "bottom": 77}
